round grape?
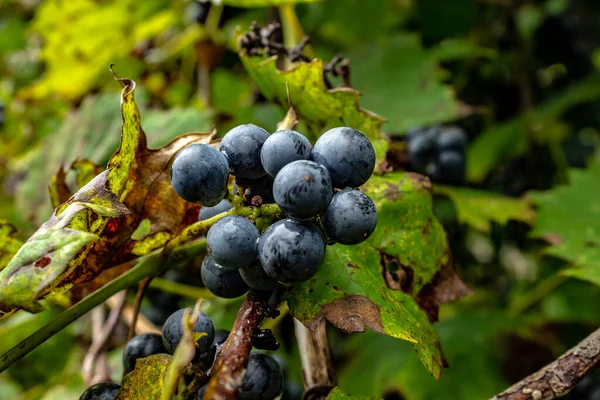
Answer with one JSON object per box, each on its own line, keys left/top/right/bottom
{"left": 437, "top": 126, "right": 467, "bottom": 152}
{"left": 171, "top": 144, "right": 229, "bottom": 206}
{"left": 201, "top": 255, "right": 248, "bottom": 299}
{"left": 273, "top": 160, "right": 332, "bottom": 219}
{"left": 122, "top": 333, "right": 167, "bottom": 374}
{"left": 207, "top": 216, "right": 260, "bottom": 269}
{"left": 220, "top": 124, "right": 269, "bottom": 179}
{"left": 162, "top": 308, "right": 215, "bottom": 355}
{"left": 240, "top": 264, "right": 279, "bottom": 291}
{"left": 258, "top": 219, "right": 326, "bottom": 283}
{"left": 199, "top": 199, "right": 233, "bottom": 221}
{"left": 239, "top": 353, "right": 283, "bottom": 400}
{"left": 322, "top": 189, "right": 378, "bottom": 245}
{"left": 311, "top": 127, "right": 375, "bottom": 188}
{"left": 433, "top": 151, "right": 466, "bottom": 185}
{"left": 260, "top": 130, "right": 312, "bottom": 177}
{"left": 407, "top": 131, "right": 437, "bottom": 171}
{"left": 79, "top": 382, "right": 120, "bottom": 400}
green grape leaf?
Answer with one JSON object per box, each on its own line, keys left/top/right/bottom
{"left": 349, "top": 34, "right": 467, "bottom": 133}
{"left": 338, "top": 313, "right": 513, "bottom": 400}
{"left": 531, "top": 163, "right": 600, "bottom": 285}
{"left": 0, "top": 220, "right": 23, "bottom": 272}
{"left": 0, "top": 78, "right": 215, "bottom": 319}
{"left": 286, "top": 244, "right": 445, "bottom": 378}
{"left": 214, "top": 0, "right": 321, "bottom": 6}
{"left": 117, "top": 354, "right": 172, "bottom": 400}
{"left": 286, "top": 172, "right": 471, "bottom": 378}
{"left": 239, "top": 53, "right": 389, "bottom": 168}
{"left": 326, "top": 387, "right": 382, "bottom": 400}
{"left": 467, "top": 72, "right": 600, "bottom": 182}
{"left": 434, "top": 185, "right": 534, "bottom": 232}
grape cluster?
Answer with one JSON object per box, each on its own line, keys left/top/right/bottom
{"left": 78, "top": 309, "right": 283, "bottom": 400}
{"left": 405, "top": 125, "right": 467, "bottom": 185}
{"left": 170, "top": 124, "right": 379, "bottom": 297}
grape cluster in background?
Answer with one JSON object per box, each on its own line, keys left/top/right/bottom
{"left": 404, "top": 125, "right": 468, "bottom": 185}
{"left": 170, "top": 124, "right": 379, "bottom": 299}
{"left": 79, "top": 309, "right": 283, "bottom": 400}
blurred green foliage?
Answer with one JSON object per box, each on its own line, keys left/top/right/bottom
{"left": 0, "top": 0, "right": 600, "bottom": 399}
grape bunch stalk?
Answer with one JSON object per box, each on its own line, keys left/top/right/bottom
{"left": 78, "top": 123, "right": 379, "bottom": 400}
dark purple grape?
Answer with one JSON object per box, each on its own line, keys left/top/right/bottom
{"left": 311, "top": 127, "right": 375, "bottom": 188}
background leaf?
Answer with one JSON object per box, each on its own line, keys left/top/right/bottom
{"left": 349, "top": 34, "right": 466, "bottom": 133}
{"left": 434, "top": 185, "right": 534, "bottom": 232}
{"left": 531, "top": 162, "right": 600, "bottom": 284}
{"left": 0, "top": 220, "right": 23, "bottom": 271}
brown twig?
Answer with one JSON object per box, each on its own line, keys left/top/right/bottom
{"left": 203, "top": 290, "right": 276, "bottom": 400}
{"left": 82, "top": 291, "right": 127, "bottom": 385}
{"left": 490, "top": 327, "right": 600, "bottom": 400}
{"left": 128, "top": 277, "right": 153, "bottom": 340}
{"left": 294, "top": 320, "right": 336, "bottom": 400}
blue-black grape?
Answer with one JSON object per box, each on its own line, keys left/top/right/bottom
{"left": 273, "top": 160, "right": 332, "bottom": 219}
{"left": 171, "top": 144, "right": 229, "bottom": 206}
{"left": 258, "top": 219, "right": 326, "bottom": 283}
{"left": 260, "top": 130, "right": 312, "bottom": 177}
{"left": 79, "top": 382, "right": 120, "bottom": 400}
{"left": 407, "top": 130, "right": 437, "bottom": 171}
{"left": 162, "top": 308, "right": 215, "bottom": 355}
{"left": 437, "top": 126, "right": 467, "bottom": 152}
{"left": 198, "top": 199, "right": 233, "bottom": 221}
{"left": 240, "top": 263, "right": 279, "bottom": 291}
{"left": 207, "top": 216, "right": 260, "bottom": 269}
{"left": 433, "top": 151, "right": 465, "bottom": 185}
{"left": 220, "top": 124, "right": 269, "bottom": 179}
{"left": 322, "top": 189, "right": 378, "bottom": 245}
{"left": 122, "top": 333, "right": 167, "bottom": 374}
{"left": 311, "top": 127, "right": 375, "bottom": 188}
{"left": 239, "top": 353, "right": 283, "bottom": 400}
{"left": 201, "top": 255, "right": 248, "bottom": 298}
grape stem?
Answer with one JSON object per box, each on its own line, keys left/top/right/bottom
{"left": 490, "top": 326, "right": 600, "bottom": 400}
{"left": 294, "top": 319, "right": 337, "bottom": 399}
{"left": 203, "top": 290, "right": 276, "bottom": 400}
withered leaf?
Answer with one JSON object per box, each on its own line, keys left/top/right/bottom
{"left": 0, "top": 77, "right": 214, "bottom": 318}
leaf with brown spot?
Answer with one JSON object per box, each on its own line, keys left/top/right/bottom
{"left": 0, "top": 77, "right": 214, "bottom": 317}
{"left": 287, "top": 172, "right": 471, "bottom": 378}
{"left": 286, "top": 244, "right": 446, "bottom": 379}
